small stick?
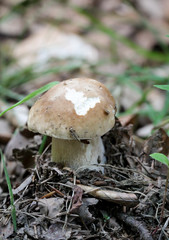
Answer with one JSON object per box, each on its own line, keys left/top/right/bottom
{"left": 118, "top": 213, "right": 153, "bottom": 240}
{"left": 63, "top": 175, "right": 77, "bottom": 229}
{"left": 40, "top": 191, "right": 56, "bottom": 199}
{"left": 49, "top": 185, "right": 65, "bottom": 197}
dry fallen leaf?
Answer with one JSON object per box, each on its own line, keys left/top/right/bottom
{"left": 143, "top": 128, "right": 169, "bottom": 157}
{"left": 0, "top": 218, "right": 14, "bottom": 239}
{"left": 136, "top": 124, "right": 154, "bottom": 138}
{"left": 142, "top": 128, "right": 169, "bottom": 175}
{"left": 0, "top": 118, "right": 12, "bottom": 143}
{"left": 38, "top": 197, "right": 64, "bottom": 219}
{"left": 43, "top": 223, "right": 71, "bottom": 240}
{"left": 5, "top": 128, "right": 41, "bottom": 168}
{"left": 14, "top": 26, "right": 99, "bottom": 67}
{"left": 0, "top": 100, "right": 29, "bottom": 127}
{"left": 78, "top": 184, "right": 138, "bottom": 207}
{"left": 77, "top": 197, "right": 99, "bottom": 224}
{"left": 71, "top": 185, "right": 83, "bottom": 212}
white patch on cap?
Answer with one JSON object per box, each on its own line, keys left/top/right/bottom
{"left": 65, "top": 88, "right": 100, "bottom": 116}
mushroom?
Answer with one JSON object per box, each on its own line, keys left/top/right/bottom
{"left": 27, "top": 78, "right": 116, "bottom": 171}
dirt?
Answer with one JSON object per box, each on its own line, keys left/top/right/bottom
{"left": 0, "top": 119, "right": 169, "bottom": 240}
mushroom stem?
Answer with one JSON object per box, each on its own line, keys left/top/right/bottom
{"left": 51, "top": 137, "right": 106, "bottom": 171}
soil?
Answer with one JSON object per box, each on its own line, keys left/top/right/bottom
{"left": 0, "top": 119, "right": 169, "bottom": 240}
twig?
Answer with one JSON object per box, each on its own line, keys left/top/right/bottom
{"left": 12, "top": 174, "right": 33, "bottom": 195}
{"left": 49, "top": 185, "right": 65, "bottom": 197}
{"left": 33, "top": 225, "right": 38, "bottom": 239}
{"left": 118, "top": 213, "right": 153, "bottom": 240}
{"left": 158, "top": 217, "right": 169, "bottom": 240}
{"left": 40, "top": 191, "right": 56, "bottom": 199}
{"left": 63, "top": 175, "right": 77, "bottom": 229}
{"left": 39, "top": 142, "right": 52, "bottom": 160}
{"left": 99, "top": 163, "right": 154, "bottom": 180}
{"left": 137, "top": 157, "right": 157, "bottom": 180}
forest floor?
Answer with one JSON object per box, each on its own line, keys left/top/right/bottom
{"left": 0, "top": 1, "right": 169, "bottom": 239}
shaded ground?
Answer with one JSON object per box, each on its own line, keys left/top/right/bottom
{"left": 0, "top": 120, "right": 169, "bottom": 239}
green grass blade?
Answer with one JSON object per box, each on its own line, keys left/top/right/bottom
{"left": 39, "top": 135, "right": 47, "bottom": 154}
{"left": 1, "top": 66, "right": 34, "bottom": 88}
{"left": 154, "top": 85, "right": 169, "bottom": 91}
{"left": 0, "top": 81, "right": 58, "bottom": 117}
{"left": 1, "top": 61, "right": 81, "bottom": 89}
{"left": 77, "top": 8, "right": 169, "bottom": 62}
{"left": 0, "top": 85, "right": 32, "bottom": 104}
{"left": 0, "top": 149, "right": 17, "bottom": 232}
{"left": 150, "top": 153, "right": 169, "bottom": 167}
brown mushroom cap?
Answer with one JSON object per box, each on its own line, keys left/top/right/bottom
{"left": 27, "top": 78, "right": 116, "bottom": 140}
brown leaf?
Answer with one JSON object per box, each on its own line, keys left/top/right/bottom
{"left": 70, "top": 186, "right": 83, "bottom": 212}
{"left": 38, "top": 197, "right": 64, "bottom": 219}
{"left": 142, "top": 128, "right": 169, "bottom": 175}
{"left": 143, "top": 128, "right": 169, "bottom": 157}
{"left": 0, "top": 218, "right": 14, "bottom": 239}
{"left": 0, "top": 119, "right": 12, "bottom": 144}
{"left": 77, "top": 198, "right": 99, "bottom": 224}
{"left": 5, "top": 128, "right": 41, "bottom": 168}
{"left": 78, "top": 184, "right": 138, "bottom": 207}
{"left": 43, "top": 223, "right": 71, "bottom": 240}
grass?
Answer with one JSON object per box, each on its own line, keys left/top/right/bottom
{"left": 0, "top": 81, "right": 59, "bottom": 117}
{"left": 0, "top": 149, "right": 17, "bottom": 232}
{"left": 0, "top": 61, "right": 82, "bottom": 91}
{"left": 39, "top": 135, "right": 48, "bottom": 154}
{"left": 1, "top": 2, "right": 169, "bottom": 126}
{"left": 76, "top": 8, "right": 169, "bottom": 63}
{"left": 0, "top": 85, "right": 29, "bottom": 104}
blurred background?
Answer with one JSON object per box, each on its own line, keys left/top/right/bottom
{"left": 1, "top": 0, "right": 169, "bottom": 140}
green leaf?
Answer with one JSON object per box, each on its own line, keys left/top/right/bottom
{"left": 154, "top": 85, "right": 169, "bottom": 91}
{"left": 0, "top": 149, "right": 17, "bottom": 232}
{"left": 150, "top": 153, "right": 169, "bottom": 167}
{"left": 0, "top": 81, "right": 58, "bottom": 117}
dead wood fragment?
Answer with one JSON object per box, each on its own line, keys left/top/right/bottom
{"left": 77, "top": 184, "right": 138, "bottom": 207}
{"left": 49, "top": 186, "right": 65, "bottom": 197}
{"left": 118, "top": 213, "right": 153, "bottom": 240}
{"left": 12, "top": 174, "right": 33, "bottom": 195}
{"left": 40, "top": 191, "right": 56, "bottom": 199}
{"left": 158, "top": 216, "right": 169, "bottom": 240}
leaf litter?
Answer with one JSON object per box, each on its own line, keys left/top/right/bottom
{"left": 0, "top": 119, "right": 169, "bottom": 239}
